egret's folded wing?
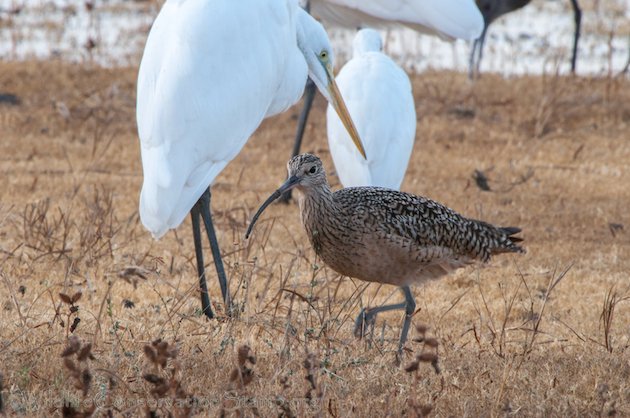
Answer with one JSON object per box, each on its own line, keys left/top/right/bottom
{"left": 311, "top": 0, "right": 483, "bottom": 41}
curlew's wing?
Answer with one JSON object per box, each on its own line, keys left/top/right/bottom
{"left": 337, "top": 187, "right": 523, "bottom": 263}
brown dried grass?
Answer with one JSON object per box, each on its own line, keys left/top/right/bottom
{"left": 0, "top": 61, "right": 629, "bottom": 416}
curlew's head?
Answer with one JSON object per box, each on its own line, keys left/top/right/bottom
{"left": 286, "top": 153, "right": 328, "bottom": 192}
{"left": 245, "top": 154, "right": 328, "bottom": 239}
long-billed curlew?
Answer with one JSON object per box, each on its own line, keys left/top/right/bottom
{"left": 136, "top": 0, "right": 366, "bottom": 318}
{"left": 246, "top": 154, "right": 524, "bottom": 355}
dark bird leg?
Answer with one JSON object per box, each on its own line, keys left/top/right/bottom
{"left": 191, "top": 188, "right": 231, "bottom": 318}
{"left": 354, "top": 285, "right": 416, "bottom": 355}
{"left": 621, "top": 35, "right": 630, "bottom": 75}
{"left": 468, "top": 38, "right": 480, "bottom": 80}
{"left": 279, "top": 79, "right": 317, "bottom": 203}
{"left": 398, "top": 286, "right": 417, "bottom": 355}
{"left": 569, "top": 0, "right": 581, "bottom": 73}
{"left": 191, "top": 199, "right": 213, "bottom": 318}
{"left": 469, "top": 24, "right": 489, "bottom": 80}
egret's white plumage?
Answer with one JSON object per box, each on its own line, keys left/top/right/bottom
{"left": 308, "top": 0, "right": 484, "bottom": 41}
{"left": 137, "top": 0, "right": 364, "bottom": 239}
{"left": 327, "top": 29, "right": 416, "bottom": 190}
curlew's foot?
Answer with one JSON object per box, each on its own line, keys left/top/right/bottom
{"left": 354, "top": 307, "right": 377, "bottom": 339}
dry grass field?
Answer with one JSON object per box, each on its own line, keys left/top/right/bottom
{"left": 0, "top": 61, "right": 629, "bottom": 417}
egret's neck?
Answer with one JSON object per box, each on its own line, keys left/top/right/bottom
{"left": 353, "top": 29, "right": 383, "bottom": 57}
{"left": 295, "top": 8, "right": 311, "bottom": 58}
{"left": 294, "top": 7, "right": 331, "bottom": 102}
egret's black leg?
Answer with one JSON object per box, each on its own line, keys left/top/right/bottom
{"left": 198, "top": 188, "right": 232, "bottom": 314}
{"left": 569, "top": 0, "right": 582, "bottom": 73}
{"left": 621, "top": 35, "right": 630, "bottom": 75}
{"left": 191, "top": 200, "right": 214, "bottom": 319}
{"left": 354, "top": 285, "right": 416, "bottom": 356}
{"left": 470, "top": 24, "right": 489, "bottom": 80}
{"left": 290, "top": 79, "right": 317, "bottom": 162}
{"left": 469, "top": 38, "right": 480, "bottom": 80}
{"left": 279, "top": 78, "right": 317, "bottom": 203}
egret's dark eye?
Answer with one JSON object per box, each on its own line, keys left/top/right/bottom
{"left": 319, "top": 50, "right": 328, "bottom": 60}
{"left": 308, "top": 166, "right": 317, "bottom": 174}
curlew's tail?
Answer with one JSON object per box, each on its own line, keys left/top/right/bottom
{"left": 494, "top": 226, "right": 525, "bottom": 255}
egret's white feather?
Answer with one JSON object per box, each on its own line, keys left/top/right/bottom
{"left": 137, "top": 0, "right": 359, "bottom": 238}
{"left": 137, "top": 0, "right": 303, "bottom": 237}
{"left": 310, "top": 0, "right": 483, "bottom": 41}
{"left": 327, "top": 29, "right": 416, "bottom": 190}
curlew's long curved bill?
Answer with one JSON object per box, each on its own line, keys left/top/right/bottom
{"left": 326, "top": 67, "right": 367, "bottom": 159}
{"left": 245, "top": 176, "right": 300, "bottom": 239}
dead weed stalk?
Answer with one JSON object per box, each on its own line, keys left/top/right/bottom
{"left": 534, "top": 69, "right": 565, "bottom": 138}
{"left": 220, "top": 344, "right": 258, "bottom": 417}
{"left": 60, "top": 335, "right": 96, "bottom": 417}
{"left": 22, "top": 198, "right": 72, "bottom": 261}
{"left": 600, "top": 284, "right": 630, "bottom": 353}
{"left": 404, "top": 324, "right": 442, "bottom": 418}
{"left": 142, "top": 339, "right": 193, "bottom": 418}
{"left": 522, "top": 263, "right": 572, "bottom": 355}
{"left": 58, "top": 291, "right": 83, "bottom": 336}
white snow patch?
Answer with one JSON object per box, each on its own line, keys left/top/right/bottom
{"left": 1, "top": 0, "right": 629, "bottom": 75}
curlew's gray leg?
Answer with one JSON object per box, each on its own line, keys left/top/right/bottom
{"left": 569, "top": 0, "right": 581, "bottom": 73}
{"left": 279, "top": 79, "right": 317, "bottom": 203}
{"left": 354, "top": 301, "right": 407, "bottom": 339}
{"left": 354, "top": 286, "right": 416, "bottom": 354}
{"left": 398, "top": 286, "right": 417, "bottom": 355}
{"left": 192, "top": 188, "right": 232, "bottom": 317}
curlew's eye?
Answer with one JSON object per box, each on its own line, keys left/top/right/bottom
{"left": 308, "top": 166, "right": 317, "bottom": 174}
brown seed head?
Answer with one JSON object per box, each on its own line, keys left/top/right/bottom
{"left": 59, "top": 293, "right": 72, "bottom": 305}
{"left": 143, "top": 345, "right": 158, "bottom": 364}
{"left": 81, "top": 369, "right": 91, "bottom": 396}
{"left": 61, "top": 336, "right": 81, "bottom": 357}
{"left": 415, "top": 324, "right": 428, "bottom": 335}
{"left": 71, "top": 292, "right": 82, "bottom": 304}
{"left": 404, "top": 361, "right": 419, "bottom": 373}
{"left": 424, "top": 338, "right": 439, "bottom": 348}
{"left": 237, "top": 345, "right": 255, "bottom": 366}
{"left": 417, "top": 353, "right": 438, "bottom": 363}
{"left": 69, "top": 317, "right": 80, "bottom": 333}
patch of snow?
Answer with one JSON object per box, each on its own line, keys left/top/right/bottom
{"left": 1, "top": 0, "right": 629, "bottom": 75}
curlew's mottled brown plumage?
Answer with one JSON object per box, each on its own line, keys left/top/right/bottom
{"left": 246, "top": 153, "right": 524, "bottom": 356}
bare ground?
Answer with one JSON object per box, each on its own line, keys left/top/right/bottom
{"left": 0, "top": 61, "right": 629, "bottom": 416}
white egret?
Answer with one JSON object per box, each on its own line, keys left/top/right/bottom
{"left": 327, "top": 29, "right": 416, "bottom": 190}
{"left": 280, "top": 0, "right": 484, "bottom": 201}
{"left": 469, "top": 0, "right": 582, "bottom": 78}
{"left": 309, "top": 0, "right": 484, "bottom": 40}
{"left": 136, "top": 0, "right": 366, "bottom": 318}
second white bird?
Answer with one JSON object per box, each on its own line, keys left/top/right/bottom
{"left": 327, "top": 29, "right": 416, "bottom": 190}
